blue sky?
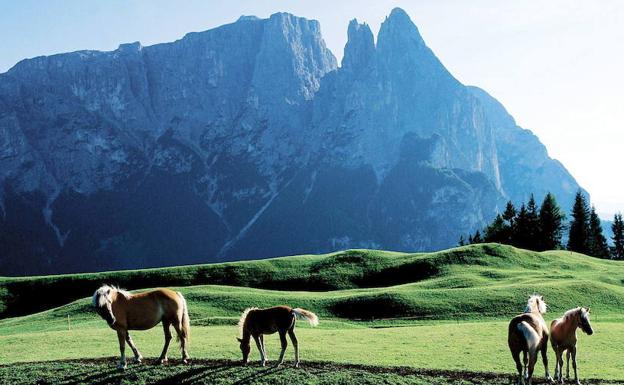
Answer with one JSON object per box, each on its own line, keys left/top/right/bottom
{"left": 2, "top": 0, "right": 623, "bottom": 218}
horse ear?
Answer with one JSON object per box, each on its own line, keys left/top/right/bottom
{"left": 587, "top": 307, "right": 591, "bottom": 313}
{"left": 236, "top": 337, "right": 243, "bottom": 343}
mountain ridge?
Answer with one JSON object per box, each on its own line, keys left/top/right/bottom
{"left": 0, "top": 9, "right": 583, "bottom": 275}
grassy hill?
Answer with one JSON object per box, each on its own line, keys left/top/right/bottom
{"left": 2, "top": 243, "right": 624, "bottom": 382}
{"left": 2, "top": 243, "right": 624, "bottom": 321}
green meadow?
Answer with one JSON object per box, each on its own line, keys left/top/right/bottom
{"left": 1, "top": 244, "right": 624, "bottom": 384}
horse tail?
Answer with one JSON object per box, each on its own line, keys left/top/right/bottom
{"left": 177, "top": 291, "right": 190, "bottom": 344}
{"left": 292, "top": 308, "right": 319, "bottom": 327}
{"left": 517, "top": 321, "right": 539, "bottom": 352}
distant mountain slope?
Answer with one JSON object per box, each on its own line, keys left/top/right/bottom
{"left": 0, "top": 9, "right": 583, "bottom": 275}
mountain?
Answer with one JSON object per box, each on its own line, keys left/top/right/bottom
{"left": 0, "top": 9, "right": 583, "bottom": 275}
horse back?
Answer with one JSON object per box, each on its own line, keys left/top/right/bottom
{"left": 117, "top": 288, "right": 184, "bottom": 330}
{"left": 508, "top": 313, "right": 547, "bottom": 350}
{"left": 245, "top": 306, "right": 295, "bottom": 335}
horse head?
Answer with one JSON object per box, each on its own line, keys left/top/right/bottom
{"left": 237, "top": 337, "right": 250, "bottom": 364}
{"left": 92, "top": 285, "right": 117, "bottom": 326}
{"left": 579, "top": 307, "right": 594, "bottom": 335}
{"left": 524, "top": 294, "right": 547, "bottom": 314}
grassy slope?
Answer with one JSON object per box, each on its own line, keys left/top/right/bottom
{"left": 3, "top": 244, "right": 624, "bottom": 320}
{"left": 2, "top": 244, "right": 624, "bottom": 382}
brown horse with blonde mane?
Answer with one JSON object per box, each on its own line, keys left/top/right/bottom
{"left": 550, "top": 307, "right": 594, "bottom": 385}
{"left": 92, "top": 285, "right": 190, "bottom": 369}
{"left": 237, "top": 305, "right": 319, "bottom": 367}
{"left": 508, "top": 295, "right": 553, "bottom": 385}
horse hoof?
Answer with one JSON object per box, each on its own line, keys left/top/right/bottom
{"left": 182, "top": 359, "right": 189, "bottom": 365}
{"left": 134, "top": 357, "right": 143, "bottom": 364}
{"left": 159, "top": 358, "right": 168, "bottom": 365}
{"left": 294, "top": 362, "right": 300, "bottom": 368}
{"left": 117, "top": 363, "right": 127, "bottom": 370}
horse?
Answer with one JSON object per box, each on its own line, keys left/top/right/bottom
{"left": 92, "top": 285, "right": 190, "bottom": 369}
{"left": 550, "top": 307, "right": 594, "bottom": 385}
{"left": 508, "top": 295, "right": 553, "bottom": 385}
{"left": 237, "top": 305, "right": 319, "bottom": 367}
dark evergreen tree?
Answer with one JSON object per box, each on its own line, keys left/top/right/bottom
{"left": 567, "top": 191, "right": 590, "bottom": 254}
{"left": 503, "top": 201, "right": 517, "bottom": 225}
{"left": 512, "top": 204, "right": 530, "bottom": 249}
{"left": 458, "top": 235, "right": 466, "bottom": 246}
{"left": 501, "top": 201, "right": 517, "bottom": 244}
{"left": 472, "top": 230, "right": 483, "bottom": 244}
{"left": 538, "top": 192, "right": 565, "bottom": 251}
{"left": 612, "top": 213, "right": 624, "bottom": 259}
{"left": 588, "top": 206, "right": 610, "bottom": 258}
{"left": 525, "top": 194, "right": 540, "bottom": 250}
{"left": 484, "top": 214, "right": 507, "bottom": 243}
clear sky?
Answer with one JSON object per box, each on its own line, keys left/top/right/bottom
{"left": 2, "top": 1, "right": 623, "bottom": 218}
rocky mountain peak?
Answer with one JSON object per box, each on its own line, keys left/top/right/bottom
{"left": 0, "top": 9, "right": 583, "bottom": 275}
{"left": 341, "top": 19, "right": 375, "bottom": 72}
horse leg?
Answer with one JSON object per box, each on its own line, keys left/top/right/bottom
{"left": 527, "top": 348, "right": 538, "bottom": 385}
{"left": 253, "top": 335, "right": 266, "bottom": 366}
{"left": 571, "top": 346, "right": 580, "bottom": 385}
{"left": 541, "top": 342, "right": 552, "bottom": 383}
{"left": 566, "top": 350, "right": 571, "bottom": 380}
{"left": 159, "top": 321, "right": 172, "bottom": 364}
{"left": 276, "top": 331, "right": 288, "bottom": 367}
{"left": 288, "top": 328, "right": 299, "bottom": 368}
{"left": 523, "top": 350, "right": 528, "bottom": 381}
{"left": 259, "top": 335, "right": 268, "bottom": 362}
{"left": 172, "top": 321, "right": 190, "bottom": 363}
{"left": 512, "top": 350, "right": 524, "bottom": 385}
{"left": 116, "top": 329, "right": 128, "bottom": 370}
{"left": 554, "top": 348, "right": 564, "bottom": 384}
{"left": 125, "top": 332, "right": 143, "bottom": 363}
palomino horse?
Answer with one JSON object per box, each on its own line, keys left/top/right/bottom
{"left": 237, "top": 305, "right": 319, "bottom": 367}
{"left": 550, "top": 307, "right": 594, "bottom": 385}
{"left": 92, "top": 285, "right": 190, "bottom": 369}
{"left": 508, "top": 295, "right": 553, "bottom": 385}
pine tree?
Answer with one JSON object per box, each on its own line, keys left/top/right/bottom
{"left": 612, "top": 213, "right": 624, "bottom": 259}
{"left": 503, "top": 201, "right": 517, "bottom": 225}
{"left": 512, "top": 204, "right": 530, "bottom": 249}
{"left": 472, "top": 230, "right": 483, "bottom": 243}
{"left": 484, "top": 214, "right": 507, "bottom": 243}
{"left": 458, "top": 235, "right": 466, "bottom": 247}
{"left": 588, "top": 206, "right": 610, "bottom": 258}
{"left": 567, "top": 191, "right": 590, "bottom": 254}
{"left": 501, "top": 201, "right": 516, "bottom": 244}
{"left": 525, "top": 195, "right": 540, "bottom": 250}
{"left": 538, "top": 192, "right": 565, "bottom": 251}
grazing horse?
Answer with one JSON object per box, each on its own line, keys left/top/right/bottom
{"left": 92, "top": 285, "right": 190, "bottom": 369}
{"left": 237, "top": 305, "right": 319, "bottom": 367}
{"left": 550, "top": 307, "right": 594, "bottom": 385}
{"left": 508, "top": 295, "right": 552, "bottom": 385}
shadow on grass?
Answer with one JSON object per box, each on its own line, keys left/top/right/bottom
{"left": 2, "top": 358, "right": 624, "bottom": 385}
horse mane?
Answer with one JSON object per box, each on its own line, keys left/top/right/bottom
{"left": 524, "top": 294, "right": 547, "bottom": 314}
{"left": 562, "top": 307, "right": 582, "bottom": 320}
{"left": 238, "top": 307, "right": 258, "bottom": 337}
{"left": 92, "top": 284, "right": 132, "bottom": 307}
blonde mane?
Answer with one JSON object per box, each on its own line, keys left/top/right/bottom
{"left": 238, "top": 307, "right": 258, "bottom": 337}
{"left": 524, "top": 294, "right": 547, "bottom": 314}
{"left": 92, "top": 284, "right": 132, "bottom": 307}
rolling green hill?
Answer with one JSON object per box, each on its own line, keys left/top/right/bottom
{"left": 2, "top": 244, "right": 624, "bottom": 321}
{"left": 2, "top": 243, "right": 624, "bottom": 381}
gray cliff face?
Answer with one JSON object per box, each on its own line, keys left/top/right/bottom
{"left": 0, "top": 9, "right": 582, "bottom": 275}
